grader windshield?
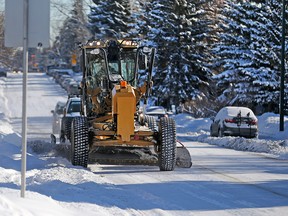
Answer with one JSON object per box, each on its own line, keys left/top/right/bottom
{"left": 83, "top": 40, "right": 142, "bottom": 87}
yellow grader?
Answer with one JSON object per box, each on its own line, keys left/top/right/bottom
{"left": 70, "top": 39, "right": 191, "bottom": 171}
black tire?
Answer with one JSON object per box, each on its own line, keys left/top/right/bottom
{"left": 60, "top": 127, "right": 66, "bottom": 143}
{"left": 158, "top": 117, "right": 176, "bottom": 171}
{"left": 60, "top": 119, "right": 65, "bottom": 137}
{"left": 218, "top": 127, "right": 223, "bottom": 137}
{"left": 65, "top": 119, "right": 72, "bottom": 140}
{"left": 70, "top": 117, "right": 89, "bottom": 168}
{"left": 144, "top": 115, "right": 157, "bottom": 131}
{"left": 210, "top": 126, "right": 215, "bottom": 137}
{"left": 60, "top": 134, "right": 66, "bottom": 143}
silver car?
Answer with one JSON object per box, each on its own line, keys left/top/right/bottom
{"left": 60, "top": 97, "right": 81, "bottom": 142}
{"left": 145, "top": 106, "right": 168, "bottom": 122}
{"left": 51, "top": 101, "right": 66, "bottom": 134}
{"left": 210, "top": 106, "right": 258, "bottom": 138}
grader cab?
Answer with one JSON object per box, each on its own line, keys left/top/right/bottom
{"left": 70, "top": 39, "right": 191, "bottom": 171}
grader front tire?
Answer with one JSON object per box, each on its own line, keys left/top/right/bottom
{"left": 71, "top": 117, "right": 89, "bottom": 168}
{"left": 158, "top": 117, "right": 176, "bottom": 171}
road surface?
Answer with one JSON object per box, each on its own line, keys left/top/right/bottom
{"left": 2, "top": 72, "right": 288, "bottom": 216}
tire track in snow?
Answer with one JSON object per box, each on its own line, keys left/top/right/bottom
{"left": 196, "top": 163, "right": 288, "bottom": 199}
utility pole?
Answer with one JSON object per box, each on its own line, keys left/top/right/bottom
{"left": 280, "top": 0, "right": 286, "bottom": 131}
{"left": 21, "top": 0, "right": 29, "bottom": 198}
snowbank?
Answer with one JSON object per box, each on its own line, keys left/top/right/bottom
{"left": 174, "top": 113, "right": 288, "bottom": 160}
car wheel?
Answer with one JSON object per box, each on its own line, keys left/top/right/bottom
{"left": 218, "top": 127, "right": 223, "bottom": 137}
{"left": 210, "top": 126, "right": 215, "bottom": 137}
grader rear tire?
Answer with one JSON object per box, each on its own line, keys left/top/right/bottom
{"left": 158, "top": 117, "right": 176, "bottom": 171}
{"left": 71, "top": 117, "right": 89, "bottom": 168}
{"left": 145, "top": 115, "right": 157, "bottom": 131}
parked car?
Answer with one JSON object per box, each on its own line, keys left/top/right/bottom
{"left": 53, "top": 69, "right": 73, "bottom": 81}
{"left": 145, "top": 106, "right": 168, "bottom": 122}
{"left": 0, "top": 71, "right": 7, "bottom": 77}
{"left": 46, "top": 67, "right": 62, "bottom": 76}
{"left": 210, "top": 106, "right": 258, "bottom": 138}
{"left": 51, "top": 101, "right": 66, "bottom": 134}
{"left": 12, "top": 67, "right": 22, "bottom": 73}
{"left": 67, "top": 82, "right": 80, "bottom": 96}
{"left": 0, "top": 67, "right": 8, "bottom": 77}
{"left": 61, "top": 78, "right": 75, "bottom": 90}
{"left": 60, "top": 97, "right": 81, "bottom": 143}
{"left": 58, "top": 75, "right": 73, "bottom": 88}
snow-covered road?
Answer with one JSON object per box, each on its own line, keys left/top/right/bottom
{"left": 0, "top": 73, "right": 287, "bottom": 215}
{"left": 3, "top": 73, "right": 67, "bottom": 140}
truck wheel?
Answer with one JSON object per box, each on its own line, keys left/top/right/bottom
{"left": 70, "top": 117, "right": 89, "bottom": 168}
{"left": 145, "top": 115, "right": 157, "bottom": 131}
{"left": 158, "top": 117, "right": 176, "bottom": 171}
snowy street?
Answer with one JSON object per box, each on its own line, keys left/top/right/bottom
{"left": 2, "top": 73, "right": 67, "bottom": 140}
{"left": 0, "top": 73, "right": 288, "bottom": 216}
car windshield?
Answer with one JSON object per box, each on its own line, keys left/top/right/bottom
{"left": 68, "top": 101, "right": 81, "bottom": 113}
{"left": 56, "top": 107, "right": 64, "bottom": 114}
{"left": 56, "top": 103, "right": 65, "bottom": 114}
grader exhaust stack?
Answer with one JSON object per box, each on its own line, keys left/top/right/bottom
{"left": 69, "top": 39, "right": 192, "bottom": 170}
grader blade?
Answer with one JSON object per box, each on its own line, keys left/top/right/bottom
{"left": 176, "top": 140, "right": 192, "bottom": 168}
{"left": 88, "top": 147, "right": 159, "bottom": 166}
{"left": 176, "top": 146, "right": 192, "bottom": 168}
{"left": 87, "top": 145, "right": 192, "bottom": 168}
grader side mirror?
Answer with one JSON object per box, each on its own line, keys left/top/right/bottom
{"left": 138, "top": 54, "right": 148, "bottom": 70}
{"left": 138, "top": 47, "right": 155, "bottom": 70}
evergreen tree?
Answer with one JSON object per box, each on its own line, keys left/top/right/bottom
{"left": 88, "top": 0, "right": 133, "bottom": 38}
{"left": 0, "top": 12, "right": 17, "bottom": 68}
{"left": 128, "top": 0, "right": 152, "bottom": 40}
{"left": 88, "top": 0, "right": 107, "bottom": 38}
{"left": 53, "top": 0, "right": 91, "bottom": 65}
{"left": 213, "top": 0, "right": 284, "bottom": 112}
{"left": 148, "top": 0, "right": 214, "bottom": 110}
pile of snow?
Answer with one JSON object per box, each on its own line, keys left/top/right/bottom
{"left": 174, "top": 113, "right": 288, "bottom": 159}
{"left": 257, "top": 112, "right": 288, "bottom": 140}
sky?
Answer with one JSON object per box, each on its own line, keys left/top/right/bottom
{"left": 0, "top": 72, "right": 287, "bottom": 215}
{"left": 0, "top": 0, "right": 93, "bottom": 43}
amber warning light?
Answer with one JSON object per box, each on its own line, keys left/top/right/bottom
{"left": 120, "top": 80, "right": 127, "bottom": 88}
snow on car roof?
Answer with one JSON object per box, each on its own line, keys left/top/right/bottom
{"left": 69, "top": 97, "right": 81, "bottom": 102}
{"left": 216, "top": 106, "right": 257, "bottom": 120}
{"left": 57, "top": 101, "right": 66, "bottom": 106}
{"left": 145, "top": 106, "right": 166, "bottom": 114}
